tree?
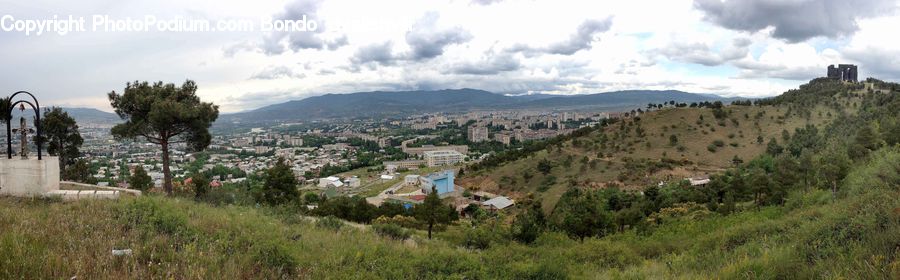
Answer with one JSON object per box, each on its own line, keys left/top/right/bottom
{"left": 510, "top": 200, "right": 546, "bottom": 244}
{"left": 64, "top": 159, "right": 96, "bottom": 184}
{"left": 254, "top": 158, "right": 299, "bottom": 205}
{"left": 537, "top": 159, "right": 553, "bottom": 175}
{"left": 129, "top": 165, "right": 152, "bottom": 192}
{"left": 413, "top": 186, "right": 458, "bottom": 239}
{"left": 817, "top": 146, "right": 851, "bottom": 196}
{"left": 37, "top": 107, "right": 83, "bottom": 173}
{"left": 560, "top": 191, "right": 612, "bottom": 242}
{"left": 766, "top": 138, "right": 783, "bottom": 155}
{"left": 669, "top": 134, "right": 678, "bottom": 146}
{"left": 108, "top": 80, "right": 219, "bottom": 194}
{"left": 191, "top": 173, "right": 210, "bottom": 199}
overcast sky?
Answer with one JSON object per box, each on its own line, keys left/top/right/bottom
{"left": 1, "top": 0, "right": 899, "bottom": 113}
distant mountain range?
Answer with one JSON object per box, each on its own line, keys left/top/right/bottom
{"left": 60, "top": 108, "right": 120, "bottom": 124}
{"left": 8, "top": 107, "right": 120, "bottom": 126}
{"left": 222, "top": 88, "right": 745, "bottom": 123}
{"left": 11, "top": 89, "right": 744, "bottom": 126}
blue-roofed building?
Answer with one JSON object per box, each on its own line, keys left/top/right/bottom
{"left": 421, "top": 170, "right": 455, "bottom": 196}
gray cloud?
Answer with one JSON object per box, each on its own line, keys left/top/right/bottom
{"left": 731, "top": 60, "right": 820, "bottom": 81}
{"left": 250, "top": 66, "right": 306, "bottom": 80}
{"left": 844, "top": 47, "right": 900, "bottom": 80}
{"left": 653, "top": 37, "right": 750, "bottom": 66}
{"left": 246, "top": 0, "right": 349, "bottom": 56}
{"left": 444, "top": 53, "right": 521, "bottom": 75}
{"left": 507, "top": 18, "right": 612, "bottom": 56}
{"left": 350, "top": 41, "right": 399, "bottom": 67}
{"left": 694, "top": 0, "right": 896, "bottom": 42}
{"left": 405, "top": 12, "right": 473, "bottom": 61}
{"left": 348, "top": 13, "right": 472, "bottom": 69}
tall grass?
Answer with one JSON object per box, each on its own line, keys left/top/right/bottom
{"left": 1, "top": 149, "right": 899, "bottom": 279}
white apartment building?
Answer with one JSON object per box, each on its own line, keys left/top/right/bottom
{"left": 424, "top": 150, "right": 465, "bottom": 167}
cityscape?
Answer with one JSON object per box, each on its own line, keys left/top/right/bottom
{"left": 2, "top": 0, "right": 900, "bottom": 279}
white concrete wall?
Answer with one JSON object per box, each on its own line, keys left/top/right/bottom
{"left": 0, "top": 157, "right": 60, "bottom": 196}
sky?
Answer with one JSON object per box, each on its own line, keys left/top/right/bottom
{"left": 1, "top": 0, "right": 899, "bottom": 113}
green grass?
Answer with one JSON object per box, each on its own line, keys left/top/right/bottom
{"left": 2, "top": 150, "right": 898, "bottom": 279}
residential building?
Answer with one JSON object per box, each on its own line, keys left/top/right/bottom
{"left": 494, "top": 133, "right": 512, "bottom": 145}
{"left": 424, "top": 150, "right": 464, "bottom": 167}
{"left": 468, "top": 126, "right": 489, "bottom": 142}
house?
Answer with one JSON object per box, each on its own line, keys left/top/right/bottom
{"left": 346, "top": 177, "right": 361, "bottom": 188}
{"left": 318, "top": 176, "right": 343, "bottom": 188}
{"left": 404, "top": 175, "right": 420, "bottom": 186}
{"left": 472, "top": 190, "right": 496, "bottom": 202}
{"left": 482, "top": 196, "right": 515, "bottom": 211}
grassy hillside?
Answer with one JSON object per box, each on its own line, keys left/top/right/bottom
{"left": 460, "top": 80, "right": 865, "bottom": 211}
{"left": 1, "top": 147, "right": 898, "bottom": 278}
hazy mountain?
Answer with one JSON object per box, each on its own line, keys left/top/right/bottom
{"left": 222, "top": 89, "right": 743, "bottom": 123}
{"left": 60, "top": 108, "right": 120, "bottom": 124}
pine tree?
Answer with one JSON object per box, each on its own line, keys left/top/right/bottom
{"left": 255, "top": 158, "right": 299, "bottom": 205}
{"left": 413, "top": 187, "right": 457, "bottom": 239}
{"left": 108, "top": 80, "right": 219, "bottom": 195}
{"left": 129, "top": 165, "right": 152, "bottom": 192}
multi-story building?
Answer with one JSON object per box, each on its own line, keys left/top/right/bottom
{"left": 467, "top": 126, "right": 489, "bottom": 142}
{"left": 495, "top": 133, "right": 512, "bottom": 145}
{"left": 424, "top": 150, "right": 465, "bottom": 167}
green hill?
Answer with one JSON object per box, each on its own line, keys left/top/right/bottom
{"left": 461, "top": 78, "right": 869, "bottom": 212}
{"left": 2, "top": 78, "right": 900, "bottom": 279}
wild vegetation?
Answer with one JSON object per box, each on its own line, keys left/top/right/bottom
{"left": 1, "top": 78, "right": 899, "bottom": 279}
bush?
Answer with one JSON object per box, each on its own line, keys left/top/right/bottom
{"left": 252, "top": 241, "right": 297, "bottom": 276}
{"left": 462, "top": 226, "right": 494, "bottom": 250}
{"left": 315, "top": 216, "right": 344, "bottom": 231}
{"left": 373, "top": 223, "right": 411, "bottom": 240}
{"left": 118, "top": 197, "right": 193, "bottom": 237}
{"left": 707, "top": 145, "right": 718, "bottom": 153}
{"left": 190, "top": 173, "right": 209, "bottom": 199}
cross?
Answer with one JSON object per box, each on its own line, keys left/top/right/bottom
{"left": 10, "top": 104, "right": 34, "bottom": 159}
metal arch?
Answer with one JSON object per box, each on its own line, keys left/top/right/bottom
{"left": 6, "top": 91, "right": 43, "bottom": 160}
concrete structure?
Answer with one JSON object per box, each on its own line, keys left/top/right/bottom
{"left": 420, "top": 170, "right": 455, "bottom": 195}
{"left": 402, "top": 145, "right": 468, "bottom": 156}
{"left": 0, "top": 157, "right": 60, "bottom": 196}
{"left": 827, "top": 64, "right": 858, "bottom": 82}
{"left": 318, "top": 176, "right": 343, "bottom": 188}
{"left": 346, "top": 177, "right": 361, "bottom": 188}
{"left": 383, "top": 160, "right": 426, "bottom": 170}
{"left": 495, "top": 133, "right": 512, "bottom": 145}
{"left": 424, "top": 150, "right": 464, "bottom": 167}
{"left": 467, "top": 126, "right": 489, "bottom": 142}
{"left": 404, "top": 175, "right": 420, "bottom": 186}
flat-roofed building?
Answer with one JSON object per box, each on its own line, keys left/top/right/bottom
{"left": 424, "top": 150, "right": 464, "bottom": 167}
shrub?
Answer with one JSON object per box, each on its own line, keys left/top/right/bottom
{"left": 462, "top": 226, "right": 494, "bottom": 250}
{"left": 315, "top": 216, "right": 344, "bottom": 231}
{"left": 373, "top": 223, "right": 411, "bottom": 240}
{"left": 190, "top": 173, "right": 210, "bottom": 199}
{"left": 252, "top": 241, "right": 297, "bottom": 276}
{"left": 118, "top": 197, "right": 194, "bottom": 237}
